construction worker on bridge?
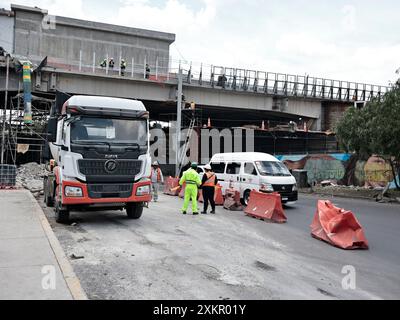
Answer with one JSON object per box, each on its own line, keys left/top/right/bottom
{"left": 120, "top": 59, "right": 127, "bottom": 76}
{"left": 179, "top": 162, "right": 201, "bottom": 215}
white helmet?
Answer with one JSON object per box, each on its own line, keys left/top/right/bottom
{"left": 152, "top": 161, "right": 159, "bottom": 166}
{"left": 204, "top": 164, "right": 212, "bottom": 170}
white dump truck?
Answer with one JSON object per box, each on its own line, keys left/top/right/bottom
{"left": 43, "top": 95, "right": 152, "bottom": 223}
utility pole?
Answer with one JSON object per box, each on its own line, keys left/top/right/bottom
{"left": 1, "top": 54, "right": 10, "bottom": 164}
{"left": 175, "top": 67, "right": 183, "bottom": 177}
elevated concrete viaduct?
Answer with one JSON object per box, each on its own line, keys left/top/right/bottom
{"left": 0, "top": 4, "right": 391, "bottom": 132}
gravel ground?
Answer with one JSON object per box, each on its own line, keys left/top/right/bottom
{"left": 39, "top": 193, "right": 400, "bottom": 300}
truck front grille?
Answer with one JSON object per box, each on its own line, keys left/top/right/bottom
{"left": 78, "top": 159, "right": 142, "bottom": 177}
{"left": 87, "top": 183, "right": 133, "bottom": 199}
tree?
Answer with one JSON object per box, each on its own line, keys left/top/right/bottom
{"left": 336, "top": 80, "right": 400, "bottom": 190}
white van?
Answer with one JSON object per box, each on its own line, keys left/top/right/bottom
{"left": 208, "top": 152, "right": 298, "bottom": 205}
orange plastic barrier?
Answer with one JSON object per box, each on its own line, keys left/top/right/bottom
{"left": 163, "top": 177, "right": 181, "bottom": 196}
{"left": 244, "top": 190, "right": 287, "bottom": 223}
{"left": 178, "top": 182, "right": 186, "bottom": 198}
{"left": 310, "top": 200, "right": 369, "bottom": 249}
{"left": 198, "top": 185, "right": 224, "bottom": 205}
{"left": 223, "top": 188, "right": 243, "bottom": 211}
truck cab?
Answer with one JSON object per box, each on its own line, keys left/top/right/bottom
{"left": 43, "top": 95, "right": 152, "bottom": 223}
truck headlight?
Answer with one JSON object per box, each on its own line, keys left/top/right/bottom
{"left": 65, "top": 186, "right": 83, "bottom": 197}
{"left": 136, "top": 185, "right": 150, "bottom": 196}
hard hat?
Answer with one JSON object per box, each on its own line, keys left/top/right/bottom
{"left": 191, "top": 162, "right": 198, "bottom": 169}
{"left": 204, "top": 164, "right": 211, "bottom": 170}
{"left": 152, "top": 161, "right": 159, "bottom": 166}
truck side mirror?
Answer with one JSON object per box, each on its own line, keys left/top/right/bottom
{"left": 47, "top": 117, "right": 58, "bottom": 142}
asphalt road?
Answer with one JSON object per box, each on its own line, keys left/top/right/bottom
{"left": 40, "top": 193, "right": 400, "bottom": 300}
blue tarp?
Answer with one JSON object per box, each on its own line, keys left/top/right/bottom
{"left": 389, "top": 175, "right": 400, "bottom": 189}
{"left": 276, "top": 153, "right": 351, "bottom": 162}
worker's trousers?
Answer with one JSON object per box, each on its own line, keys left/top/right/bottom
{"left": 151, "top": 182, "right": 159, "bottom": 201}
{"left": 182, "top": 184, "right": 198, "bottom": 213}
{"left": 202, "top": 187, "right": 215, "bottom": 212}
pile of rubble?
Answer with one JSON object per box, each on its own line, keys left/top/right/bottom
{"left": 16, "top": 162, "right": 48, "bottom": 194}
{"left": 310, "top": 182, "right": 400, "bottom": 203}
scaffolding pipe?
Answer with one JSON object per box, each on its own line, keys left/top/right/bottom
{"left": 22, "top": 61, "right": 32, "bottom": 125}
{"left": 1, "top": 55, "right": 10, "bottom": 164}
{"left": 175, "top": 68, "right": 183, "bottom": 177}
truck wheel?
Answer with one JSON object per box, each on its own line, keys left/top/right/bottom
{"left": 54, "top": 185, "right": 70, "bottom": 223}
{"left": 43, "top": 177, "right": 48, "bottom": 204}
{"left": 126, "top": 203, "right": 143, "bottom": 219}
{"left": 43, "top": 177, "right": 54, "bottom": 207}
{"left": 55, "top": 206, "right": 70, "bottom": 224}
{"left": 241, "top": 190, "right": 251, "bottom": 206}
{"left": 45, "top": 186, "right": 54, "bottom": 207}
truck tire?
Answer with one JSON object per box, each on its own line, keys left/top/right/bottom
{"left": 126, "top": 203, "right": 143, "bottom": 219}
{"left": 54, "top": 185, "right": 70, "bottom": 224}
{"left": 55, "top": 206, "right": 70, "bottom": 224}
{"left": 43, "top": 177, "right": 54, "bottom": 207}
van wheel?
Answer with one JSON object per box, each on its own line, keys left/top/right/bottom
{"left": 241, "top": 190, "right": 251, "bottom": 206}
{"left": 126, "top": 203, "right": 143, "bottom": 219}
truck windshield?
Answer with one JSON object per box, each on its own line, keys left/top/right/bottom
{"left": 255, "top": 161, "right": 291, "bottom": 176}
{"left": 70, "top": 117, "right": 147, "bottom": 146}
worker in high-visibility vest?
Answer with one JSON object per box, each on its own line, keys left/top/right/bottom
{"left": 150, "top": 161, "right": 164, "bottom": 202}
{"left": 201, "top": 164, "right": 218, "bottom": 214}
{"left": 179, "top": 162, "right": 201, "bottom": 215}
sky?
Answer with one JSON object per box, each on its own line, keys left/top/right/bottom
{"left": 1, "top": 0, "right": 399, "bottom": 86}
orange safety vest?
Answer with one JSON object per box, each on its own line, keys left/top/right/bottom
{"left": 150, "top": 167, "right": 162, "bottom": 182}
{"left": 203, "top": 172, "right": 216, "bottom": 187}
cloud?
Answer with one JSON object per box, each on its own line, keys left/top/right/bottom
{"left": 275, "top": 33, "right": 338, "bottom": 58}
{"left": 1, "top": 0, "right": 398, "bottom": 85}
{"left": 0, "top": 0, "right": 95, "bottom": 20}
{"left": 341, "top": 4, "right": 356, "bottom": 32}
{"left": 115, "top": 0, "right": 217, "bottom": 34}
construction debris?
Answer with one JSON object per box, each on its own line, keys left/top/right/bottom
{"left": 16, "top": 162, "right": 48, "bottom": 193}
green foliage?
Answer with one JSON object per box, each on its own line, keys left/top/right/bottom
{"left": 336, "top": 82, "right": 400, "bottom": 159}
{"left": 336, "top": 81, "right": 400, "bottom": 188}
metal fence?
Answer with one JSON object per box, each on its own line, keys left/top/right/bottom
{"left": 0, "top": 164, "right": 16, "bottom": 187}
{"left": 41, "top": 52, "right": 391, "bottom": 103}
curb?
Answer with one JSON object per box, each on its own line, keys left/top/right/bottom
{"left": 299, "top": 190, "right": 400, "bottom": 204}
{"left": 27, "top": 190, "right": 88, "bottom": 300}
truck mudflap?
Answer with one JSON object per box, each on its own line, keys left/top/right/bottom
{"left": 61, "top": 180, "right": 151, "bottom": 205}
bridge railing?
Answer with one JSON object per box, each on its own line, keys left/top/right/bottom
{"left": 44, "top": 52, "right": 390, "bottom": 102}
